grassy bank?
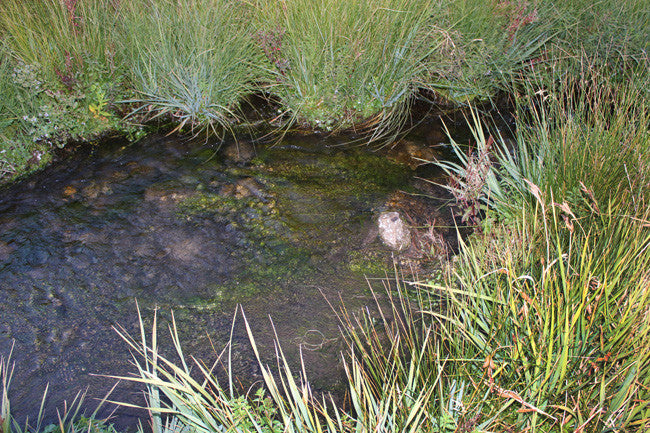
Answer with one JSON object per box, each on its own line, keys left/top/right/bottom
{"left": 428, "top": 60, "right": 650, "bottom": 429}
{"left": 2, "top": 0, "right": 648, "bottom": 181}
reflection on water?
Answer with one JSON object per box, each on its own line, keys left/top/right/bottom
{"left": 0, "top": 130, "right": 453, "bottom": 429}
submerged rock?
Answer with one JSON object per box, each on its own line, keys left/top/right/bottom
{"left": 81, "top": 181, "right": 113, "bottom": 200}
{"left": 144, "top": 181, "right": 196, "bottom": 206}
{"left": 385, "top": 139, "right": 438, "bottom": 169}
{"left": 377, "top": 211, "right": 411, "bottom": 251}
{"left": 0, "top": 241, "right": 12, "bottom": 262}
{"left": 234, "top": 177, "right": 268, "bottom": 202}
{"left": 222, "top": 140, "right": 256, "bottom": 164}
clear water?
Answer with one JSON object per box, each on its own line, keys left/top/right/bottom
{"left": 0, "top": 130, "right": 453, "bottom": 429}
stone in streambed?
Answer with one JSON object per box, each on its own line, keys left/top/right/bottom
{"left": 377, "top": 211, "right": 411, "bottom": 252}
{"left": 222, "top": 141, "right": 256, "bottom": 164}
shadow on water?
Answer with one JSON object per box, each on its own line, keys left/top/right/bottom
{"left": 0, "top": 121, "right": 462, "bottom": 430}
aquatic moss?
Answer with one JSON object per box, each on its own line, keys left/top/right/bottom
{"left": 253, "top": 149, "right": 409, "bottom": 190}
{"left": 346, "top": 249, "right": 392, "bottom": 276}
{"left": 179, "top": 193, "right": 249, "bottom": 215}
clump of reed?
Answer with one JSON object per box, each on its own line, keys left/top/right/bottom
{"left": 425, "top": 201, "right": 650, "bottom": 430}
{"left": 109, "top": 301, "right": 460, "bottom": 433}
{"left": 253, "top": 0, "right": 439, "bottom": 137}
{"left": 117, "top": 0, "right": 263, "bottom": 135}
{"left": 424, "top": 56, "right": 650, "bottom": 430}
{"left": 547, "top": 0, "right": 649, "bottom": 70}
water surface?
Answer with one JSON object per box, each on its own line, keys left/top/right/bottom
{"left": 0, "top": 131, "right": 452, "bottom": 428}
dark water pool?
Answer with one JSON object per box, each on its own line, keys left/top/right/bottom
{"left": 0, "top": 129, "right": 455, "bottom": 429}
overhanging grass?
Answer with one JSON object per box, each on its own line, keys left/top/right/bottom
{"left": 118, "top": 0, "right": 263, "bottom": 134}
{"left": 0, "top": 0, "right": 648, "bottom": 180}
{"left": 253, "top": 0, "right": 439, "bottom": 137}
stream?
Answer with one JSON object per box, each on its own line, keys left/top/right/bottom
{"left": 0, "top": 124, "right": 458, "bottom": 429}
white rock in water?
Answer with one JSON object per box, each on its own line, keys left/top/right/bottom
{"left": 378, "top": 211, "right": 411, "bottom": 251}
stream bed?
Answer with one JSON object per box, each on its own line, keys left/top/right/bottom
{"left": 0, "top": 127, "right": 457, "bottom": 429}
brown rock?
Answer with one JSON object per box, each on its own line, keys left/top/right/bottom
{"left": 234, "top": 178, "right": 268, "bottom": 201}
{"left": 0, "top": 241, "right": 13, "bottom": 261}
{"left": 386, "top": 139, "right": 438, "bottom": 169}
{"left": 63, "top": 185, "right": 77, "bottom": 198}
{"left": 222, "top": 140, "right": 256, "bottom": 164}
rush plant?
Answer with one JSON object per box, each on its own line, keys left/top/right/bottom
{"left": 118, "top": 0, "right": 262, "bottom": 135}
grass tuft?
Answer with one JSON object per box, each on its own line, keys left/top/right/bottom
{"left": 253, "top": 0, "right": 439, "bottom": 137}
{"left": 118, "top": 0, "right": 263, "bottom": 135}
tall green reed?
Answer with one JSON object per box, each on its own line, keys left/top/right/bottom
{"left": 424, "top": 194, "right": 650, "bottom": 430}
{"left": 424, "top": 58, "right": 650, "bottom": 430}
{"left": 118, "top": 0, "right": 262, "bottom": 135}
{"left": 503, "top": 57, "right": 650, "bottom": 217}
{"left": 110, "top": 295, "right": 474, "bottom": 433}
{"left": 545, "top": 0, "right": 650, "bottom": 66}
{"left": 254, "top": 0, "right": 439, "bottom": 138}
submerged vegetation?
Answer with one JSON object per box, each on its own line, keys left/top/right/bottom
{"left": 1, "top": 0, "right": 649, "bottom": 432}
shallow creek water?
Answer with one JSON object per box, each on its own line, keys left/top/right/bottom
{"left": 0, "top": 129, "right": 455, "bottom": 428}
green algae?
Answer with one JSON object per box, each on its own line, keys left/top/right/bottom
{"left": 174, "top": 143, "right": 413, "bottom": 299}
{"left": 346, "top": 249, "right": 392, "bottom": 276}
{"left": 179, "top": 193, "right": 260, "bottom": 215}
{"left": 252, "top": 147, "right": 409, "bottom": 190}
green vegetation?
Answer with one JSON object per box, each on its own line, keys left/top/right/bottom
{"left": 346, "top": 250, "right": 391, "bottom": 275}
{"left": 253, "top": 0, "right": 436, "bottom": 134}
{"left": 118, "top": 0, "right": 262, "bottom": 134}
{"left": 0, "top": 0, "right": 135, "bottom": 179}
{"left": 1, "top": 0, "right": 649, "bottom": 432}
{"left": 428, "top": 58, "right": 650, "bottom": 429}
{"left": 2, "top": 0, "right": 647, "bottom": 181}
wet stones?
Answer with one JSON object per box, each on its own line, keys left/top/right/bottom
{"left": 377, "top": 211, "right": 411, "bottom": 251}
{"left": 26, "top": 247, "right": 50, "bottom": 266}
{"left": 0, "top": 241, "right": 13, "bottom": 262}
{"left": 61, "top": 181, "right": 113, "bottom": 201}
{"left": 81, "top": 181, "right": 113, "bottom": 200}
{"left": 219, "top": 177, "right": 270, "bottom": 202}
{"left": 164, "top": 237, "right": 204, "bottom": 263}
{"left": 63, "top": 185, "right": 78, "bottom": 199}
{"left": 222, "top": 140, "right": 256, "bottom": 164}
{"left": 385, "top": 139, "right": 439, "bottom": 169}
{"left": 144, "top": 181, "right": 196, "bottom": 207}
{"left": 234, "top": 178, "right": 268, "bottom": 201}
